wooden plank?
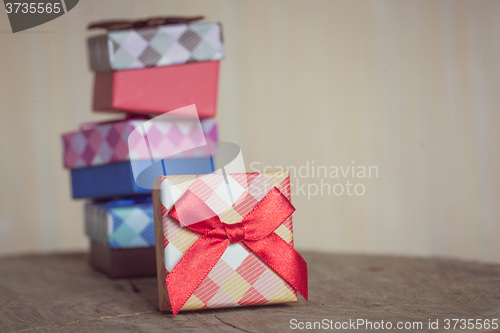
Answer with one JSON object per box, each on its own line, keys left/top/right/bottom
{"left": 0, "top": 252, "right": 499, "bottom": 332}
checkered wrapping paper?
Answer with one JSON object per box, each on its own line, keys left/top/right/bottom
{"left": 153, "top": 170, "right": 298, "bottom": 312}
{"left": 62, "top": 118, "right": 217, "bottom": 169}
{"left": 85, "top": 200, "right": 155, "bottom": 249}
{"left": 88, "top": 22, "right": 225, "bottom": 71}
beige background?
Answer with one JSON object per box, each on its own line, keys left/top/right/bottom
{"left": 0, "top": 0, "right": 498, "bottom": 262}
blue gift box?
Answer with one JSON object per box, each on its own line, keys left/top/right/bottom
{"left": 85, "top": 197, "right": 155, "bottom": 249}
{"left": 70, "top": 157, "right": 214, "bottom": 199}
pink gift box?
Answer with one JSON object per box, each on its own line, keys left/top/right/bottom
{"left": 62, "top": 117, "right": 217, "bottom": 169}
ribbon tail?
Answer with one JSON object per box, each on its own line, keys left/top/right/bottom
{"left": 167, "top": 233, "right": 229, "bottom": 316}
{"left": 245, "top": 233, "right": 308, "bottom": 300}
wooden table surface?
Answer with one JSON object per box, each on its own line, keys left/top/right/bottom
{"left": 0, "top": 252, "right": 499, "bottom": 333}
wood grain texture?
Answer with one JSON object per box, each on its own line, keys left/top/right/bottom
{"left": 0, "top": 252, "right": 499, "bottom": 332}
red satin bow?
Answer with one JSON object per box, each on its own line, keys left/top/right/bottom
{"left": 166, "top": 187, "right": 308, "bottom": 316}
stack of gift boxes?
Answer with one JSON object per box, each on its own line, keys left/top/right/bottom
{"left": 62, "top": 16, "right": 308, "bottom": 315}
{"left": 61, "top": 17, "right": 224, "bottom": 278}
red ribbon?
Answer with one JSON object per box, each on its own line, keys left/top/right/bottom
{"left": 166, "top": 187, "right": 308, "bottom": 316}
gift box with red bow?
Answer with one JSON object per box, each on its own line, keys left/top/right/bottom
{"left": 152, "top": 170, "right": 308, "bottom": 316}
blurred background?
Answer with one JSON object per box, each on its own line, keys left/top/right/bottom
{"left": 0, "top": 0, "right": 499, "bottom": 262}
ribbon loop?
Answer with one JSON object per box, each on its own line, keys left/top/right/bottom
{"left": 224, "top": 223, "right": 245, "bottom": 244}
